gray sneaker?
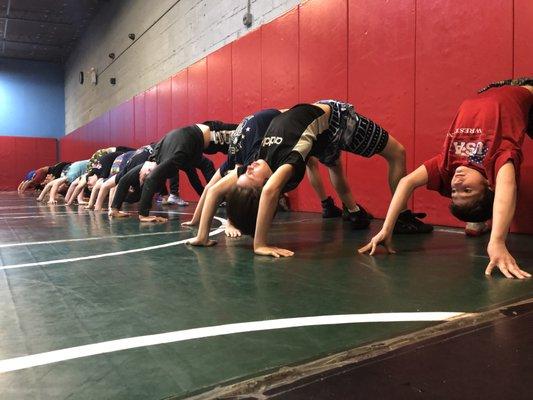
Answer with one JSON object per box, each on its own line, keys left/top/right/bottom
{"left": 164, "top": 194, "right": 189, "bottom": 206}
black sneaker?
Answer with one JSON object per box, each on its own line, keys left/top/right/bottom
{"left": 343, "top": 203, "right": 374, "bottom": 220}
{"left": 321, "top": 196, "right": 342, "bottom": 218}
{"left": 346, "top": 208, "right": 372, "bottom": 229}
{"left": 393, "top": 210, "right": 433, "bottom": 234}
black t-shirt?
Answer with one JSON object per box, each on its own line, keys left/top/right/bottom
{"left": 220, "top": 109, "right": 281, "bottom": 176}
{"left": 150, "top": 126, "right": 204, "bottom": 166}
{"left": 141, "top": 126, "right": 207, "bottom": 216}
{"left": 138, "top": 123, "right": 236, "bottom": 216}
{"left": 256, "top": 104, "right": 330, "bottom": 192}
{"left": 90, "top": 151, "right": 125, "bottom": 178}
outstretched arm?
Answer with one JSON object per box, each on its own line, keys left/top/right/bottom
{"left": 85, "top": 179, "right": 103, "bottom": 209}
{"left": 95, "top": 176, "right": 116, "bottom": 210}
{"left": 64, "top": 177, "right": 79, "bottom": 203}
{"left": 67, "top": 175, "right": 87, "bottom": 205}
{"left": 485, "top": 162, "right": 530, "bottom": 279}
{"left": 18, "top": 180, "right": 31, "bottom": 193}
{"left": 254, "top": 164, "right": 295, "bottom": 257}
{"left": 187, "top": 171, "right": 237, "bottom": 246}
{"left": 359, "top": 164, "right": 428, "bottom": 255}
{"left": 18, "top": 181, "right": 26, "bottom": 193}
{"left": 48, "top": 177, "right": 68, "bottom": 204}
{"left": 37, "top": 179, "right": 58, "bottom": 202}
{"left": 182, "top": 169, "right": 223, "bottom": 227}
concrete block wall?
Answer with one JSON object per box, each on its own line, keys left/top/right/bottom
{"left": 65, "top": 0, "right": 302, "bottom": 133}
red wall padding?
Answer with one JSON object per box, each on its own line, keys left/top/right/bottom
{"left": 59, "top": 0, "right": 533, "bottom": 233}
{"left": 232, "top": 28, "right": 262, "bottom": 121}
{"left": 346, "top": 0, "right": 415, "bottom": 217}
{"left": 512, "top": 0, "right": 533, "bottom": 233}
{"left": 414, "top": 0, "right": 513, "bottom": 228}
{"left": 0, "top": 136, "right": 57, "bottom": 190}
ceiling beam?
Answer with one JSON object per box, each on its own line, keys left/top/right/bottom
{"left": 2, "top": 0, "right": 10, "bottom": 54}
{"left": 0, "top": 16, "right": 73, "bottom": 27}
{"left": 1, "top": 38, "right": 64, "bottom": 50}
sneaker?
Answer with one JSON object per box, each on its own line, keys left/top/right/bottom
{"left": 321, "top": 196, "right": 342, "bottom": 218}
{"left": 342, "top": 203, "right": 374, "bottom": 220}
{"left": 278, "top": 194, "right": 291, "bottom": 212}
{"left": 393, "top": 210, "right": 433, "bottom": 234}
{"left": 465, "top": 222, "right": 490, "bottom": 237}
{"left": 164, "top": 194, "right": 189, "bottom": 206}
{"left": 345, "top": 208, "right": 372, "bottom": 229}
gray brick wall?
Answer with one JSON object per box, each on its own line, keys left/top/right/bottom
{"left": 65, "top": 0, "right": 301, "bottom": 133}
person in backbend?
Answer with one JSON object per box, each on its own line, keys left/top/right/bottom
{"left": 18, "top": 162, "right": 70, "bottom": 193}
{"left": 108, "top": 121, "right": 238, "bottom": 222}
{"left": 360, "top": 78, "right": 533, "bottom": 279}
{"left": 162, "top": 156, "right": 215, "bottom": 207}
{"left": 183, "top": 108, "right": 350, "bottom": 246}
{"left": 37, "top": 159, "right": 89, "bottom": 204}
{"left": 161, "top": 156, "right": 216, "bottom": 206}
{"left": 184, "top": 109, "right": 282, "bottom": 245}
{"left": 66, "top": 146, "right": 133, "bottom": 205}
{"left": 84, "top": 150, "right": 136, "bottom": 209}
{"left": 91, "top": 144, "right": 154, "bottom": 211}
{"left": 225, "top": 99, "right": 427, "bottom": 257}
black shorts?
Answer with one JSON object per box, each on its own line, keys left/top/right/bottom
{"left": 314, "top": 100, "right": 389, "bottom": 167}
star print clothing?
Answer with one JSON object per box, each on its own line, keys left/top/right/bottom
{"left": 257, "top": 104, "right": 330, "bottom": 192}
{"left": 423, "top": 86, "right": 533, "bottom": 197}
{"left": 314, "top": 100, "right": 389, "bottom": 166}
{"left": 200, "top": 121, "right": 239, "bottom": 154}
{"left": 220, "top": 109, "right": 281, "bottom": 176}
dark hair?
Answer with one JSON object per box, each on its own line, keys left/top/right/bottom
{"left": 478, "top": 76, "right": 533, "bottom": 93}
{"left": 87, "top": 169, "right": 99, "bottom": 178}
{"left": 449, "top": 187, "right": 495, "bottom": 222}
{"left": 479, "top": 77, "right": 533, "bottom": 139}
{"left": 226, "top": 185, "right": 262, "bottom": 236}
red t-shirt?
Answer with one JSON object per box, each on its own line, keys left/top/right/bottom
{"left": 28, "top": 166, "right": 49, "bottom": 188}
{"left": 423, "top": 86, "right": 533, "bottom": 197}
